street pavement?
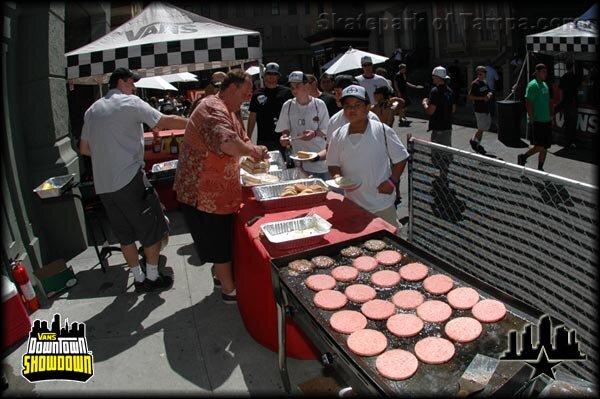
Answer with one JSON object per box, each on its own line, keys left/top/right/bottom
{"left": 2, "top": 116, "right": 596, "bottom": 396}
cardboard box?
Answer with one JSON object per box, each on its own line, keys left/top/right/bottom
{"left": 33, "top": 259, "right": 77, "bottom": 298}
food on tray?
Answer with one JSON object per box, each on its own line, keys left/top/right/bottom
{"left": 311, "top": 255, "right": 335, "bottom": 269}
{"left": 471, "top": 299, "right": 507, "bottom": 323}
{"left": 416, "top": 300, "right": 453, "bottom": 323}
{"left": 414, "top": 337, "right": 455, "bottom": 365}
{"left": 423, "top": 274, "right": 455, "bottom": 295}
{"left": 340, "top": 246, "right": 362, "bottom": 258}
{"left": 344, "top": 284, "right": 377, "bottom": 303}
{"left": 375, "top": 250, "right": 402, "bottom": 266}
{"left": 375, "top": 349, "right": 419, "bottom": 380}
{"left": 296, "top": 151, "right": 314, "bottom": 159}
{"left": 447, "top": 287, "right": 480, "bottom": 310}
{"left": 241, "top": 157, "right": 269, "bottom": 174}
{"left": 278, "top": 183, "right": 326, "bottom": 197}
{"left": 288, "top": 259, "right": 315, "bottom": 274}
{"left": 360, "top": 299, "right": 396, "bottom": 320}
{"left": 352, "top": 256, "right": 379, "bottom": 272}
{"left": 331, "top": 266, "right": 359, "bottom": 282}
{"left": 313, "top": 289, "right": 348, "bottom": 310}
{"left": 370, "top": 270, "right": 401, "bottom": 288}
{"left": 363, "top": 239, "right": 386, "bottom": 252}
{"left": 40, "top": 182, "right": 58, "bottom": 190}
{"left": 444, "top": 317, "right": 483, "bottom": 343}
{"left": 305, "top": 274, "right": 337, "bottom": 291}
{"left": 399, "top": 262, "right": 430, "bottom": 281}
{"left": 242, "top": 173, "right": 280, "bottom": 186}
{"left": 334, "top": 176, "right": 358, "bottom": 189}
{"left": 329, "top": 310, "right": 368, "bottom": 334}
{"left": 387, "top": 314, "right": 424, "bottom": 338}
{"left": 392, "top": 290, "right": 425, "bottom": 310}
{"left": 347, "top": 329, "right": 388, "bottom": 357}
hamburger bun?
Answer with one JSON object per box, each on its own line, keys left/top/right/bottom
{"left": 297, "top": 151, "right": 314, "bottom": 159}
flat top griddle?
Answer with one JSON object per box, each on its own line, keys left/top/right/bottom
{"left": 271, "top": 230, "right": 542, "bottom": 396}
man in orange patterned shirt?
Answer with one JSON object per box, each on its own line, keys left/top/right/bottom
{"left": 174, "top": 69, "right": 267, "bottom": 304}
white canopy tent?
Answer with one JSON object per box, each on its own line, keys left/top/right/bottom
{"left": 134, "top": 76, "right": 178, "bottom": 90}
{"left": 161, "top": 72, "right": 198, "bottom": 83}
{"left": 65, "top": 1, "right": 262, "bottom": 85}
{"left": 323, "top": 47, "right": 388, "bottom": 75}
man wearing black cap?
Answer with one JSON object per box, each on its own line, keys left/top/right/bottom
{"left": 79, "top": 67, "right": 189, "bottom": 293}
{"left": 517, "top": 64, "right": 552, "bottom": 171}
{"left": 247, "top": 62, "right": 293, "bottom": 154}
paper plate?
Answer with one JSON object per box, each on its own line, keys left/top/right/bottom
{"left": 289, "top": 152, "right": 318, "bottom": 161}
{"left": 326, "top": 178, "right": 361, "bottom": 190}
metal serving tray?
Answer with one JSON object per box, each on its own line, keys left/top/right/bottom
{"left": 151, "top": 159, "right": 178, "bottom": 177}
{"left": 241, "top": 168, "right": 308, "bottom": 187}
{"left": 268, "top": 150, "right": 286, "bottom": 170}
{"left": 252, "top": 178, "right": 329, "bottom": 210}
{"left": 260, "top": 214, "right": 332, "bottom": 250}
{"left": 33, "top": 174, "right": 76, "bottom": 199}
{"left": 270, "top": 230, "right": 541, "bottom": 396}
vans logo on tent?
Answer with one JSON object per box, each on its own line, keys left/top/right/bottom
{"left": 126, "top": 23, "right": 198, "bottom": 41}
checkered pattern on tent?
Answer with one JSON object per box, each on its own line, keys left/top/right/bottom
{"left": 526, "top": 35, "right": 596, "bottom": 53}
{"left": 66, "top": 34, "right": 261, "bottom": 81}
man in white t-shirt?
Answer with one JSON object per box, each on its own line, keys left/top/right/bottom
{"left": 356, "top": 56, "right": 394, "bottom": 105}
{"left": 276, "top": 71, "right": 330, "bottom": 179}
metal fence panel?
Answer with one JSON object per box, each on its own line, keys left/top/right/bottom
{"left": 408, "top": 138, "right": 597, "bottom": 382}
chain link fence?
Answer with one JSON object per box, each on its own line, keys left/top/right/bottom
{"left": 407, "top": 138, "right": 597, "bottom": 382}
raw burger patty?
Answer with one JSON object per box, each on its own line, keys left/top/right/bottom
{"left": 345, "top": 284, "right": 377, "bottom": 303}
{"left": 399, "top": 262, "right": 429, "bottom": 281}
{"left": 447, "top": 287, "right": 480, "bottom": 310}
{"left": 347, "top": 329, "right": 388, "bottom": 357}
{"left": 352, "top": 256, "right": 379, "bottom": 272}
{"left": 331, "top": 266, "right": 359, "bottom": 282}
{"left": 288, "top": 259, "right": 315, "bottom": 273}
{"left": 416, "top": 300, "right": 453, "bottom": 323}
{"left": 444, "top": 317, "right": 483, "bottom": 343}
{"left": 361, "top": 299, "right": 396, "bottom": 320}
{"left": 376, "top": 350, "right": 419, "bottom": 380}
{"left": 375, "top": 250, "right": 402, "bottom": 266}
{"left": 370, "top": 270, "right": 401, "bottom": 288}
{"left": 340, "top": 246, "right": 362, "bottom": 258}
{"left": 472, "top": 299, "right": 507, "bottom": 323}
{"left": 392, "top": 290, "right": 425, "bottom": 310}
{"left": 423, "top": 274, "right": 455, "bottom": 295}
{"left": 415, "top": 337, "right": 455, "bottom": 364}
{"left": 305, "top": 274, "right": 337, "bottom": 291}
{"left": 330, "top": 310, "right": 368, "bottom": 334}
{"left": 311, "top": 255, "right": 335, "bottom": 269}
{"left": 363, "top": 239, "right": 387, "bottom": 252}
{"left": 387, "top": 313, "right": 424, "bottom": 337}
{"left": 313, "top": 290, "right": 348, "bottom": 310}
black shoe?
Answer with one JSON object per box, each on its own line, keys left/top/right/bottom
{"left": 517, "top": 154, "right": 526, "bottom": 166}
{"left": 134, "top": 273, "right": 173, "bottom": 293}
{"left": 469, "top": 139, "right": 479, "bottom": 152}
{"left": 470, "top": 140, "right": 486, "bottom": 154}
{"left": 537, "top": 166, "right": 545, "bottom": 171}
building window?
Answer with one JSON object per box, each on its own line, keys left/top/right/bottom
{"left": 218, "top": 4, "right": 228, "bottom": 19}
{"left": 446, "top": 4, "right": 465, "bottom": 44}
{"left": 200, "top": 4, "right": 210, "bottom": 17}
{"left": 477, "top": 2, "right": 499, "bottom": 42}
{"left": 235, "top": 5, "right": 244, "bottom": 18}
{"left": 288, "top": 1, "right": 297, "bottom": 15}
{"left": 272, "top": 25, "right": 282, "bottom": 46}
{"left": 272, "top": 1, "right": 280, "bottom": 16}
{"left": 288, "top": 25, "right": 299, "bottom": 41}
{"left": 305, "top": 1, "right": 310, "bottom": 15}
{"left": 253, "top": 5, "right": 263, "bottom": 17}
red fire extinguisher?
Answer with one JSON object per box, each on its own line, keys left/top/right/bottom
{"left": 11, "top": 259, "right": 40, "bottom": 313}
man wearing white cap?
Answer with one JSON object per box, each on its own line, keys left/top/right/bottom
{"left": 356, "top": 56, "right": 394, "bottom": 106}
{"left": 276, "top": 71, "right": 330, "bottom": 180}
{"left": 422, "top": 66, "right": 456, "bottom": 146}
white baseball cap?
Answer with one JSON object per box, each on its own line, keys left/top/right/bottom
{"left": 361, "top": 56, "right": 373, "bottom": 65}
{"left": 288, "top": 71, "right": 306, "bottom": 83}
{"left": 341, "top": 85, "right": 368, "bottom": 102}
{"left": 265, "top": 62, "right": 280, "bottom": 74}
{"left": 432, "top": 66, "right": 449, "bottom": 79}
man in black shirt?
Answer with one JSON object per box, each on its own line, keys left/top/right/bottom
{"left": 247, "top": 62, "right": 293, "bottom": 153}
{"left": 556, "top": 61, "right": 580, "bottom": 147}
{"left": 422, "top": 66, "right": 456, "bottom": 146}
{"left": 306, "top": 73, "right": 340, "bottom": 117}
{"left": 393, "top": 64, "right": 423, "bottom": 127}
{"left": 467, "top": 66, "right": 493, "bottom": 154}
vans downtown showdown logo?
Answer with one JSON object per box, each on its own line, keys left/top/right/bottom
{"left": 22, "top": 314, "right": 93, "bottom": 383}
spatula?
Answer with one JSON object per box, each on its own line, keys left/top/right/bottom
{"left": 456, "top": 354, "right": 499, "bottom": 397}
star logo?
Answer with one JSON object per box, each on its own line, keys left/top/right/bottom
{"left": 525, "top": 347, "right": 561, "bottom": 380}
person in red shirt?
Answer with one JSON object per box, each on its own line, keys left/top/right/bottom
{"left": 174, "top": 69, "right": 268, "bottom": 303}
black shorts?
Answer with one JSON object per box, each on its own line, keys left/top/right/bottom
{"left": 99, "top": 169, "right": 168, "bottom": 247}
{"left": 531, "top": 121, "right": 552, "bottom": 149}
{"left": 181, "top": 204, "right": 234, "bottom": 264}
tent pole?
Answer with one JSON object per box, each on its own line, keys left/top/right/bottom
{"left": 259, "top": 58, "right": 264, "bottom": 89}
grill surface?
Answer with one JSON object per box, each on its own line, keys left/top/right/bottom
{"left": 271, "top": 231, "right": 542, "bottom": 396}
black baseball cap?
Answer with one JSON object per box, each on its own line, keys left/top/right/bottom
{"left": 334, "top": 74, "right": 358, "bottom": 89}
{"left": 373, "top": 86, "right": 391, "bottom": 96}
{"left": 108, "top": 67, "right": 141, "bottom": 88}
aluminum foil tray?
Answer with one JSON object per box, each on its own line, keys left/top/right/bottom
{"left": 268, "top": 150, "right": 286, "bottom": 170}
{"left": 151, "top": 159, "right": 178, "bottom": 177}
{"left": 242, "top": 168, "right": 308, "bottom": 188}
{"left": 252, "top": 178, "right": 329, "bottom": 210}
{"left": 260, "top": 214, "right": 332, "bottom": 250}
{"left": 33, "top": 174, "right": 76, "bottom": 199}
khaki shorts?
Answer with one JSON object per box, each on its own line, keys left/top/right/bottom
{"left": 475, "top": 112, "right": 492, "bottom": 131}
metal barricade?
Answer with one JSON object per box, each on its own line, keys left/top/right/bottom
{"left": 407, "top": 138, "right": 597, "bottom": 382}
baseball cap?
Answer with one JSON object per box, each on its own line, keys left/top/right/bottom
{"left": 475, "top": 65, "right": 487, "bottom": 73}
{"left": 109, "top": 67, "right": 141, "bottom": 87}
{"left": 341, "top": 85, "right": 368, "bottom": 102}
{"left": 210, "top": 71, "right": 227, "bottom": 87}
{"left": 265, "top": 62, "right": 280, "bottom": 74}
{"left": 432, "top": 66, "right": 449, "bottom": 79}
{"left": 535, "top": 63, "right": 547, "bottom": 71}
{"left": 361, "top": 56, "right": 373, "bottom": 65}
{"left": 288, "top": 71, "right": 307, "bottom": 83}
{"left": 334, "top": 74, "right": 358, "bottom": 89}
